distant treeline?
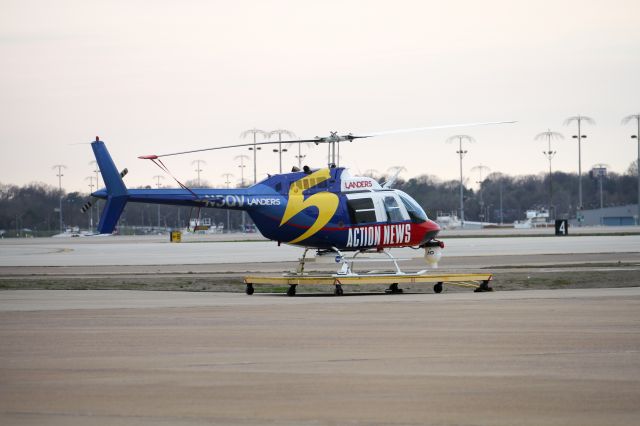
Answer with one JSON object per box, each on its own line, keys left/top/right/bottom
{"left": 1, "top": 163, "right": 638, "bottom": 237}
{"left": 396, "top": 168, "right": 637, "bottom": 224}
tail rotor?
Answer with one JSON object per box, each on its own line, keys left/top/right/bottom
{"left": 80, "top": 197, "right": 96, "bottom": 214}
{"left": 79, "top": 168, "right": 128, "bottom": 214}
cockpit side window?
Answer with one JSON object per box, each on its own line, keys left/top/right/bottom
{"left": 398, "top": 192, "right": 428, "bottom": 223}
{"left": 383, "top": 196, "right": 405, "bottom": 222}
{"left": 347, "top": 197, "right": 377, "bottom": 224}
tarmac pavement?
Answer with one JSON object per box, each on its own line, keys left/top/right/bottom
{"left": 1, "top": 234, "right": 639, "bottom": 267}
{"left": 1, "top": 288, "right": 639, "bottom": 425}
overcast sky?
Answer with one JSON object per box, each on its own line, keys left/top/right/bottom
{"left": 1, "top": 0, "right": 639, "bottom": 192}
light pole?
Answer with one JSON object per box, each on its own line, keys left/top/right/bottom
{"left": 153, "top": 175, "right": 164, "bottom": 228}
{"left": 234, "top": 155, "right": 249, "bottom": 187}
{"left": 535, "top": 129, "right": 563, "bottom": 218}
{"left": 85, "top": 176, "right": 95, "bottom": 231}
{"left": 272, "top": 146, "right": 288, "bottom": 173}
{"left": 221, "top": 173, "right": 234, "bottom": 233}
{"left": 52, "top": 164, "right": 67, "bottom": 232}
{"left": 446, "top": 135, "right": 475, "bottom": 228}
{"left": 489, "top": 172, "right": 506, "bottom": 225}
{"left": 471, "top": 164, "right": 490, "bottom": 226}
{"left": 240, "top": 128, "right": 268, "bottom": 184}
{"left": 289, "top": 142, "right": 312, "bottom": 170}
{"left": 89, "top": 160, "right": 101, "bottom": 188}
{"left": 268, "top": 129, "right": 296, "bottom": 173}
{"left": 498, "top": 176, "right": 504, "bottom": 225}
{"left": 590, "top": 164, "right": 608, "bottom": 225}
{"left": 191, "top": 160, "right": 206, "bottom": 187}
{"left": 90, "top": 160, "right": 101, "bottom": 215}
{"left": 234, "top": 154, "right": 250, "bottom": 231}
{"left": 622, "top": 114, "right": 640, "bottom": 225}
{"left": 564, "top": 115, "right": 595, "bottom": 222}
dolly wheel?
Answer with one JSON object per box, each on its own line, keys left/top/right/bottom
{"left": 334, "top": 285, "right": 344, "bottom": 296}
{"left": 245, "top": 284, "right": 254, "bottom": 295}
{"left": 385, "top": 283, "right": 403, "bottom": 294}
{"left": 287, "top": 285, "right": 297, "bottom": 297}
{"left": 474, "top": 280, "right": 493, "bottom": 292}
{"left": 434, "top": 282, "right": 443, "bottom": 294}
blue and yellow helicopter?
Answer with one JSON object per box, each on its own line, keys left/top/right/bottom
{"left": 87, "top": 122, "right": 512, "bottom": 293}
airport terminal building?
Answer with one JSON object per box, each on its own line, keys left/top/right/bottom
{"left": 576, "top": 204, "right": 639, "bottom": 226}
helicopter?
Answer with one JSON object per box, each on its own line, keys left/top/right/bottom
{"left": 86, "top": 121, "right": 514, "bottom": 286}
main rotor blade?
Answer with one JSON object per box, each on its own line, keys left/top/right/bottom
{"left": 362, "top": 120, "right": 517, "bottom": 137}
{"left": 140, "top": 120, "right": 516, "bottom": 159}
{"left": 144, "top": 139, "right": 319, "bottom": 159}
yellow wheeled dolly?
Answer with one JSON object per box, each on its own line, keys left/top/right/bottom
{"left": 243, "top": 272, "right": 493, "bottom": 296}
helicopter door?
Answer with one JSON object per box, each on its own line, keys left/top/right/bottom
{"left": 346, "top": 194, "right": 386, "bottom": 224}
{"left": 380, "top": 193, "right": 409, "bottom": 223}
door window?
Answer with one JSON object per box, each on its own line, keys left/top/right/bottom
{"left": 383, "top": 195, "right": 405, "bottom": 222}
{"left": 347, "top": 197, "right": 377, "bottom": 224}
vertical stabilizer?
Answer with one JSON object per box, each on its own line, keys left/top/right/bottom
{"left": 92, "top": 138, "right": 127, "bottom": 197}
{"left": 91, "top": 138, "right": 129, "bottom": 234}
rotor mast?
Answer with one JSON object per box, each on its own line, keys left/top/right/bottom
{"left": 324, "top": 132, "right": 356, "bottom": 167}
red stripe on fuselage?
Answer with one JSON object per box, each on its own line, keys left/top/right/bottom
{"left": 344, "top": 221, "right": 440, "bottom": 248}
{"left": 258, "top": 212, "right": 440, "bottom": 247}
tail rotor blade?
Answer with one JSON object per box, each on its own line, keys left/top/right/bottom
{"left": 80, "top": 197, "right": 96, "bottom": 213}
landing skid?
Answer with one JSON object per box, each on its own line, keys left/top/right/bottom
{"left": 244, "top": 248, "right": 493, "bottom": 296}
{"left": 293, "top": 247, "right": 408, "bottom": 277}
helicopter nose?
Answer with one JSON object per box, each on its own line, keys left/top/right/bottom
{"left": 420, "top": 219, "right": 441, "bottom": 244}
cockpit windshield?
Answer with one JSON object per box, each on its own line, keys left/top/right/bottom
{"left": 397, "top": 191, "right": 428, "bottom": 223}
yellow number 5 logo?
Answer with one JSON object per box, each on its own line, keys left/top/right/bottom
{"left": 280, "top": 169, "right": 339, "bottom": 244}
